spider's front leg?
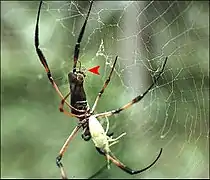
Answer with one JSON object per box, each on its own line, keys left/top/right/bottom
{"left": 94, "top": 57, "right": 168, "bottom": 120}
{"left": 73, "top": 1, "right": 93, "bottom": 71}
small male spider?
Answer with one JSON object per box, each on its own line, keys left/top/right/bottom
{"left": 35, "top": 0, "right": 166, "bottom": 179}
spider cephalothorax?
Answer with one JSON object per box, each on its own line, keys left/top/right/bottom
{"left": 68, "top": 72, "right": 88, "bottom": 112}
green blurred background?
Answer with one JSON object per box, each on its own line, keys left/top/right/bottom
{"left": 1, "top": 1, "right": 209, "bottom": 179}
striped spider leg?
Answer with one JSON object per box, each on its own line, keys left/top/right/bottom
{"left": 88, "top": 57, "right": 167, "bottom": 177}
{"left": 35, "top": 0, "right": 93, "bottom": 178}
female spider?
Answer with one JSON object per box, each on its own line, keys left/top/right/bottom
{"left": 35, "top": 0, "right": 166, "bottom": 179}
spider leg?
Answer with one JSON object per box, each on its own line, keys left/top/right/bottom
{"left": 108, "top": 132, "right": 126, "bottom": 147}
{"left": 35, "top": 1, "right": 81, "bottom": 114}
{"left": 59, "top": 92, "right": 87, "bottom": 118}
{"left": 105, "top": 115, "right": 110, "bottom": 134}
{"left": 104, "top": 114, "right": 114, "bottom": 138}
{"left": 91, "top": 56, "right": 118, "bottom": 113}
{"left": 109, "top": 140, "right": 119, "bottom": 147}
{"left": 73, "top": 0, "right": 93, "bottom": 72}
{"left": 108, "top": 132, "right": 126, "bottom": 142}
{"left": 95, "top": 57, "right": 168, "bottom": 119}
{"left": 56, "top": 125, "right": 82, "bottom": 179}
{"left": 97, "top": 148, "right": 163, "bottom": 175}
{"left": 35, "top": 1, "right": 60, "bottom": 95}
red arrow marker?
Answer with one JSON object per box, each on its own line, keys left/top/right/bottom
{"left": 88, "top": 65, "right": 100, "bottom": 75}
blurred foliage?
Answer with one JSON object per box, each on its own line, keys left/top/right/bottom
{"left": 1, "top": 1, "right": 209, "bottom": 179}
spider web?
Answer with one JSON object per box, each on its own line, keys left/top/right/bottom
{"left": 1, "top": 1, "right": 209, "bottom": 179}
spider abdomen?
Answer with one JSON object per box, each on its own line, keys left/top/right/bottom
{"left": 89, "top": 116, "right": 109, "bottom": 151}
